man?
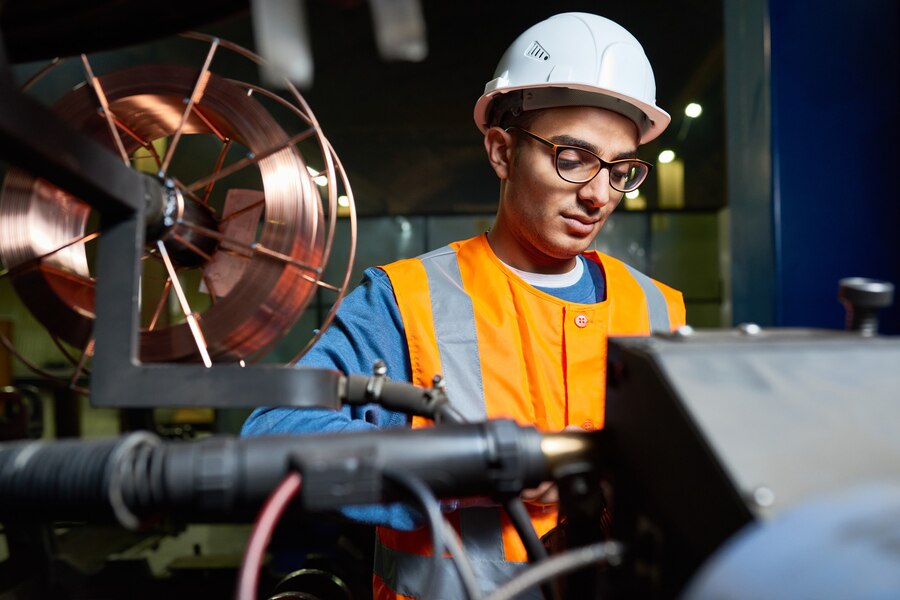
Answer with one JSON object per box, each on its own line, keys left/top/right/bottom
{"left": 243, "top": 12, "right": 685, "bottom": 599}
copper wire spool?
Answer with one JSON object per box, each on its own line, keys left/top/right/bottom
{"left": 0, "top": 34, "right": 356, "bottom": 382}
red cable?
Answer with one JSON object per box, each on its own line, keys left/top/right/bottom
{"left": 236, "top": 471, "right": 303, "bottom": 600}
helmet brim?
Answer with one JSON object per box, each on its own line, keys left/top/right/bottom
{"left": 473, "top": 83, "right": 671, "bottom": 144}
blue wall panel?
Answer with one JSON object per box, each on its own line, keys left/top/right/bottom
{"left": 769, "top": 1, "right": 900, "bottom": 333}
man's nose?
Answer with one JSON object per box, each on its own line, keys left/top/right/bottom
{"left": 577, "top": 168, "right": 612, "bottom": 208}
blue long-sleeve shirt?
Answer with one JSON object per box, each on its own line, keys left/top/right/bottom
{"left": 241, "top": 257, "right": 605, "bottom": 528}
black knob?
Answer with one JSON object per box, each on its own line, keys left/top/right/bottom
{"left": 838, "top": 278, "right": 894, "bottom": 336}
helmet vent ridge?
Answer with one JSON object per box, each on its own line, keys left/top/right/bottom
{"left": 524, "top": 41, "right": 550, "bottom": 61}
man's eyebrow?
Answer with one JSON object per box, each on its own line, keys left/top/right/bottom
{"left": 549, "top": 134, "right": 638, "bottom": 160}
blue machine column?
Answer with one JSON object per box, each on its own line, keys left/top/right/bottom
{"left": 725, "top": 0, "right": 899, "bottom": 334}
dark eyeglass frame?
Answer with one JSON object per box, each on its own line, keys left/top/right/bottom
{"left": 505, "top": 126, "right": 653, "bottom": 193}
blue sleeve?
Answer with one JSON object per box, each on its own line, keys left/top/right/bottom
{"left": 241, "top": 267, "right": 420, "bottom": 530}
{"left": 242, "top": 267, "right": 411, "bottom": 436}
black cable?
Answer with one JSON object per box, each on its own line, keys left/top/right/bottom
{"left": 484, "top": 541, "right": 623, "bottom": 600}
{"left": 503, "top": 497, "right": 550, "bottom": 563}
{"left": 382, "top": 468, "right": 453, "bottom": 600}
{"left": 503, "top": 496, "right": 559, "bottom": 600}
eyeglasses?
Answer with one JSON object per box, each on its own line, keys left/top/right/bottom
{"left": 505, "top": 126, "right": 652, "bottom": 193}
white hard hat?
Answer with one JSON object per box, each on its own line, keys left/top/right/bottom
{"left": 473, "top": 13, "right": 670, "bottom": 144}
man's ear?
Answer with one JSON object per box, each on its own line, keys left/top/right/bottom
{"left": 484, "top": 127, "right": 514, "bottom": 180}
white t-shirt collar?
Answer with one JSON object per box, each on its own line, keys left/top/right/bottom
{"left": 498, "top": 255, "right": 584, "bottom": 288}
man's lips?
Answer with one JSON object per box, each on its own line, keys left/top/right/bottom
{"left": 562, "top": 213, "right": 599, "bottom": 226}
{"left": 561, "top": 213, "right": 600, "bottom": 235}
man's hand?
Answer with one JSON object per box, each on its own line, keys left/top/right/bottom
{"left": 520, "top": 425, "right": 586, "bottom": 507}
{"left": 521, "top": 480, "right": 559, "bottom": 506}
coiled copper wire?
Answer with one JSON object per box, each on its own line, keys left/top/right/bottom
{"left": 0, "top": 34, "right": 356, "bottom": 373}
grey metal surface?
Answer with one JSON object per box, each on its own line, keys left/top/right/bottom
{"left": 630, "top": 330, "right": 900, "bottom": 519}
{"left": 724, "top": 0, "right": 775, "bottom": 326}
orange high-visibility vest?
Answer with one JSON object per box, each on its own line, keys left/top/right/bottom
{"left": 374, "top": 234, "right": 685, "bottom": 599}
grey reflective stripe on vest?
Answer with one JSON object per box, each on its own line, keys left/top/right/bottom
{"left": 459, "top": 507, "right": 505, "bottom": 559}
{"left": 374, "top": 533, "right": 541, "bottom": 599}
{"left": 622, "top": 263, "right": 671, "bottom": 334}
{"left": 420, "top": 248, "right": 487, "bottom": 422}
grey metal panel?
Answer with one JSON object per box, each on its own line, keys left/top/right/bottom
{"left": 655, "top": 334, "right": 900, "bottom": 520}
{"left": 724, "top": 0, "right": 775, "bottom": 326}
{"left": 605, "top": 329, "right": 900, "bottom": 584}
{"left": 612, "top": 331, "right": 900, "bottom": 521}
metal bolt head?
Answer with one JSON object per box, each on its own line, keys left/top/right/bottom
{"left": 751, "top": 486, "right": 775, "bottom": 508}
{"left": 431, "top": 374, "right": 446, "bottom": 391}
{"left": 737, "top": 322, "right": 762, "bottom": 336}
{"left": 372, "top": 359, "right": 387, "bottom": 377}
{"left": 673, "top": 324, "right": 695, "bottom": 338}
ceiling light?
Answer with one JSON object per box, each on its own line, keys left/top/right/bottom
{"left": 658, "top": 150, "right": 676, "bottom": 164}
{"left": 685, "top": 102, "right": 703, "bottom": 118}
{"left": 337, "top": 195, "right": 350, "bottom": 207}
{"left": 625, "top": 190, "right": 641, "bottom": 200}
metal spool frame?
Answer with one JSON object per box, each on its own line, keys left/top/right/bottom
{"left": 0, "top": 33, "right": 356, "bottom": 409}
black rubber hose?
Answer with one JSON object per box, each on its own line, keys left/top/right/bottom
{"left": 0, "top": 436, "right": 128, "bottom": 522}
{"left": 0, "top": 421, "right": 552, "bottom": 525}
{"left": 503, "top": 496, "right": 559, "bottom": 600}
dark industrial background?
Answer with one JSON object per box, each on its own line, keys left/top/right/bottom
{"left": 3, "top": 0, "right": 895, "bottom": 336}
{"left": 0, "top": 1, "right": 898, "bottom": 598}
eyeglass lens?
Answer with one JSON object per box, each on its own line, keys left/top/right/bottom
{"left": 556, "top": 147, "right": 648, "bottom": 192}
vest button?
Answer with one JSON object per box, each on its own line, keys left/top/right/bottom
{"left": 574, "top": 313, "right": 589, "bottom": 328}
{"left": 581, "top": 420, "right": 595, "bottom": 431}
